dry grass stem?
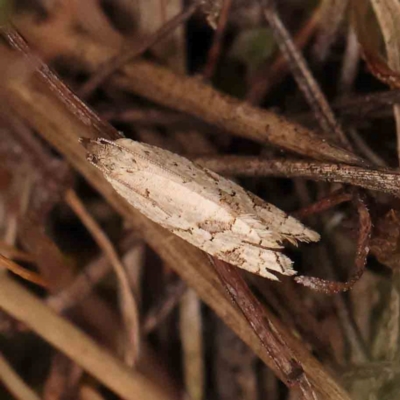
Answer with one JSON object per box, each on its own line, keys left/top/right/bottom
{"left": 259, "top": 0, "right": 350, "bottom": 148}
{"left": 180, "top": 289, "right": 204, "bottom": 400}
{"left": 143, "top": 278, "right": 186, "bottom": 334}
{"left": 0, "top": 274, "right": 175, "bottom": 400}
{"left": 247, "top": 2, "right": 323, "bottom": 104}
{"left": 203, "top": 0, "right": 233, "bottom": 79}
{"left": 47, "top": 235, "right": 139, "bottom": 313}
{"left": 65, "top": 189, "right": 140, "bottom": 367}
{"left": 210, "top": 257, "right": 319, "bottom": 399}
{"left": 0, "top": 254, "right": 47, "bottom": 288}
{"left": 0, "top": 351, "right": 41, "bottom": 400}
{"left": 0, "top": 240, "right": 35, "bottom": 263}
{"left": 79, "top": 0, "right": 202, "bottom": 98}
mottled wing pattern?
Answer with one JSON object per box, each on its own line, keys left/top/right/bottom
{"left": 85, "top": 138, "right": 320, "bottom": 280}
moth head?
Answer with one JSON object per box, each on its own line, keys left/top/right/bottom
{"left": 80, "top": 138, "right": 124, "bottom": 174}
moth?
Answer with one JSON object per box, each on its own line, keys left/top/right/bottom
{"left": 82, "top": 138, "right": 320, "bottom": 280}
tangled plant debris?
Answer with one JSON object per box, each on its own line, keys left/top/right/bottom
{"left": 1, "top": 1, "right": 400, "bottom": 399}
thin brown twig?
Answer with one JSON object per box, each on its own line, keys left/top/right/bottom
{"left": 43, "top": 353, "right": 83, "bottom": 400}
{"left": 78, "top": 0, "right": 202, "bottom": 99}
{"left": 47, "top": 233, "right": 139, "bottom": 313}
{"left": 2, "top": 27, "right": 122, "bottom": 141}
{"left": 259, "top": 0, "right": 350, "bottom": 148}
{"left": 247, "top": 2, "right": 323, "bottom": 104}
{"left": 210, "top": 257, "right": 318, "bottom": 399}
{"left": 347, "top": 127, "right": 387, "bottom": 167}
{"left": 65, "top": 189, "right": 140, "bottom": 367}
{"left": 203, "top": 0, "right": 232, "bottom": 80}
{"left": 0, "top": 240, "right": 35, "bottom": 263}
{"left": 293, "top": 190, "right": 353, "bottom": 219}
{"left": 295, "top": 89, "right": 400, "bottom": 126}
{"left": 0, "top": 254, "right": 47, "bottom": 288}
{"left": 103, "top": 107, "right": 188, "bottom": 126}
{"left": 143, "top": 278, "right": 186, "bottom": 334}
{"left": 195, "top": 156, "right": 400, "bottom": 197}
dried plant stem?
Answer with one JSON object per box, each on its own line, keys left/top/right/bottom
{"left": 143, "top": 278, "right": 186, "bottom": 334}
{"left": 65, "top": 189, "right": 140, "bottom": 367}
{"left": 203, "top": 0, "right": 232, "bottom": 79}
{"left": 347, "top": 128, "right": 387, "bottom": 167}
{"left": 0, "top": 274, "right": 174, "bottom": 400}
{"left": 0, "top": 351, "right": 41, "bottom": 400}
{"left": 7, "top": 24, "right": 364, "bottom": 166}
{"left": 0, "top": 254, "right": 47, "bottom": 288}
{"left": 296, "top": 193, "right": 372, "bottom": 294}
{"left": 210, "top": 257, "right": 318, "bottom": 399}
{"left": 47, "top": 233, "right": 139, "bottom": 313}
{"left": 180, "top": 289, "right": 204, "bottom": 400}
{"left": 0, "top": 240, "right": 34, "bottom": 263}
{"left": 259, "top": 0, "right": 350, "bottom": 148}
{"left": 335, "top": 90, "right": 400, "bottom": 115}
{"left": 79, "top": 0, "right": 201, "bottom": 98}
{"left": 196, "top": 156, "right": 400, "bottom": 197}
{"left": 247, "top": 2, "right": 323, "bottom": 104}
{"left": 79, "top": 385, "right": 107, "bottom": 400}
{"left": 293, "top": 190, "right": 353, "bottom": 219}
{"left": 339, "top": 27, "right": 360, "bottom": 93}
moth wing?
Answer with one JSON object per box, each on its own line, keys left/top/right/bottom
{"left": 115, "top": 139, "right": 205, "bottom": 183}
{"left": 199, "top": 167, "right": 320, "bottom": 245}
{"left": 246, "top": 192, "right": 320, "bottom": 245}
{"left": 202, "top": 230, "right": 295, "bottom": 280}
{"left": 103, "top": 174, "right": 174, "bottom": 224}
{"left": 114, "top": 138, "right": 319, "bottom": 245}
{"left": 115, "top": 139, "right": 255, "bottom": 212}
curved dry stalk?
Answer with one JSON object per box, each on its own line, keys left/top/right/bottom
{"left": 0, "top": 254, "right": 47, "bottom": 288}
{"left": 0, "top": 351, "right": 41, "bottom": 400}
{"left": 296, "top": 194, "right": 372, "bottom": 294}
{"left": 65, "top": 189, "right": 140, "bottom": 367}
{"left": 0, "top": 274, "right": 174, "bottom": 400}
